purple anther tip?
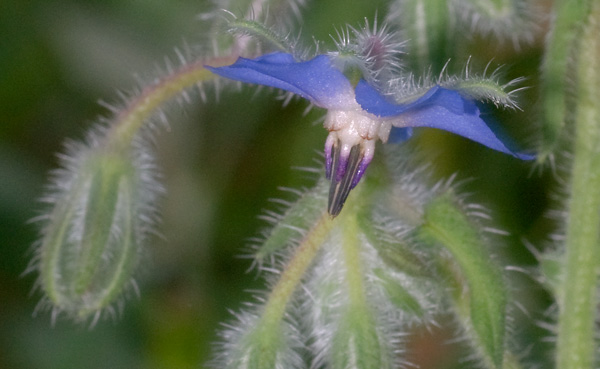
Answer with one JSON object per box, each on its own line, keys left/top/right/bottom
{"left": 351, "top": 155, "right": 372, "bottom": 189}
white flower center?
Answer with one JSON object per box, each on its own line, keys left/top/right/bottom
{"left": 324, "top": 109, "right": 392, "bottom": 144}
{"left": 323, "top": 109, "right": 392, "bottom": 163}
{"left": 322, "top": 109, "right": 392, "bottom": 216}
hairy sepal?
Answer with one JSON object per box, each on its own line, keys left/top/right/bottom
{"left": 420, "top": 192, "right": 508, "bottom": 369}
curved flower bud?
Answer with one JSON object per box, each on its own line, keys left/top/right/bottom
{"left": 207, "top": 52, "right": 533, "bottom": 215}
{"left": 33, "top": 135, "right": 159, "bottom": 322}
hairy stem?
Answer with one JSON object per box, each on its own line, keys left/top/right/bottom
{"left": 260, "top": 213, "right": 333, "bottom": 329}
{"left": 556, "top": 3, "right": 600, "bottom": 369}
{"left": 539, "top": 0, "right": 589, "bottom": 162}
{"left": 107, "top": 55, "right": 237, "bottom": 149}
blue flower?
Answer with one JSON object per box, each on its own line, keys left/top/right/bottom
{"left": 207, "top": 52, "right": 532, "bottom": 216}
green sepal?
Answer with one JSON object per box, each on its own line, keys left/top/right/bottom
{"left": 357, "top": 211, "right": 429, "bottom": 278}
{"left": 226, "top": 321, "right": 285, "bottom": 369}
{"left": 419, "top": 192, "right": 507, "bottom": 369}
{"left": 227, "top": 18, "right": 295, "bottom": 54}
{"left": 255, "top": 178, "right": 328, "bottom": 259}
{"left": 373, "top": 268, "right": 424, "bottom": 317}
{"left": 450, "top": 77, "right": 521, "bottom": 110}
{"left": 330, "top": 307, "right": 391, "bottom": 369}
{"left": 40, "top": 148, "right": 140, "bottom": 319}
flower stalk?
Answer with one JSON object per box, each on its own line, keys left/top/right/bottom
{"left": 260, "top": 213, "right": 333, "bottom": 329}
{"left": 539, "top": 0, "right": 590, "bottom": 162}
{"left": 109, "top": 57, "right": 235, "bottom": 149}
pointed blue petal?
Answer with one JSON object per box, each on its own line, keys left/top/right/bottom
{"left": 206, "top": 52, "right": 355, "bottom": 109}
{"left": 356, "top": 81, "right": 533, "bottom": 159}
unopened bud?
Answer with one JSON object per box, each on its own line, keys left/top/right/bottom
{"left": 34, "top": 138, "right": 158, "bottom": 321}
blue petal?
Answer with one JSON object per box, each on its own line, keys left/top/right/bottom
{"left": 206, "top": 52, "right": 355, "bottom": 110}
{"left": 356, "top": 81, "right": 533, "bottom": 160}
{"left": 355, "top": 80, "right": 440, "bottom": 116}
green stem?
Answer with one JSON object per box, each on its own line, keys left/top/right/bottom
{"left": 260, "top": 213, "right": 333, "bottom": 329}
{"left": 556, "top": 4, "right": 600, "bottom": 369}
{"left": 539, "top": 0, "right": 589, "bottom": 162}
{"left": 107, "top": 55, "right": 236, "bottom": 149}
{"left": 229, "top": 212, "right": 333, "bottom": 369}
{"left": 398, "top": 0, "right": 450, "bottom": 73}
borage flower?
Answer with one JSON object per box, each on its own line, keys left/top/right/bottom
{"left": 207, "top": 52, "right": 532, "bottom": 216}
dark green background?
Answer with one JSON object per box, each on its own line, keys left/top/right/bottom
{"left": 0, "top": 1, "right": 550, "bottom": 368}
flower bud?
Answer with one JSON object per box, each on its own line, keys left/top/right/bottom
{"left": 34, "top": 135, "right": 159, "bottom": 321}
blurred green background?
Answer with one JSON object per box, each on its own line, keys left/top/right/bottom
{"left": 0, "top": 1, "right": 550, "bottom": 368}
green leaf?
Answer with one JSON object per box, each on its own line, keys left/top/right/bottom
{"left": 420, "top": 192, "right": 507, "bottom": 369}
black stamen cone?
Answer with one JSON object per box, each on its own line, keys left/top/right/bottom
{"left": 328, "top": 143, "right": 362, "bottom": 217}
